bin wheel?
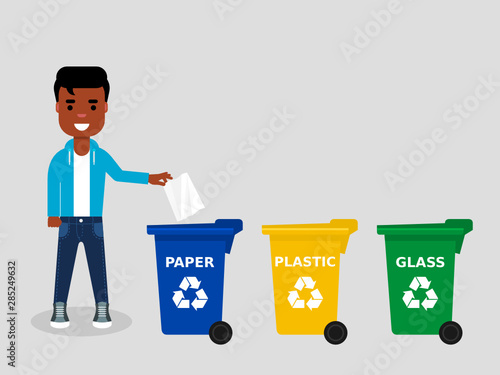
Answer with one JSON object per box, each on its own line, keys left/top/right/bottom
{"left": 439, "top": 321, "right": 462, "bottom": 345}
{"left": 324, "top": 321, "right": 348, "bottom": 345}
{"left": 209, "top": 321, "right": 233, "bottom": 345}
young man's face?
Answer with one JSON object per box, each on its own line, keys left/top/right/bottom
{"left": 56, "top": 87, "right": 107, "bottom": 137}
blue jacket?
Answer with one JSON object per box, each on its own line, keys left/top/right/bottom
{"left": 48, "top": 139, "right": 149, "bottom": 217}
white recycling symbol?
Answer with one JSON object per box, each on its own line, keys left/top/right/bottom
{"left": 172, "top": 277, "right": 208, "bottom": 310}
{"left": 288, "top": 277, "right": 323, "bottom": 311}
{"left": 402, "top": 277, "right": 438, "bottom": 311}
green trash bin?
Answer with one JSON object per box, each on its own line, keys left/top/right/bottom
{"left": 377, "top": 219, "right": 472, "bottom": 345}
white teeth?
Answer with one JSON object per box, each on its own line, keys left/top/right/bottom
{"left": 75, "top": 123, "right": 89, "bottom": 131}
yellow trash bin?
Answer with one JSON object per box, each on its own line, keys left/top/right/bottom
{"left": 262, "top": 219, "right": 358, "bottom": 344}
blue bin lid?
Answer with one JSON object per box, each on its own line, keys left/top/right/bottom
{"left": 147, "top": 219, "right": 242, "bottom": 236}
{"left": 147, "top": 219, "right": 243, "bottom": 254}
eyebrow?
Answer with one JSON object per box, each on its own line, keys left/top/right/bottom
{"left": 65, "top": 99, "right": 75, "bottom": 103}
{"left": 88, "top": 99, "right": 98, "bottom": 103}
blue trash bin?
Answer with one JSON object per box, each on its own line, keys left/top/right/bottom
{"left": 147, "top": 219, "right": 243, "bottom": 344}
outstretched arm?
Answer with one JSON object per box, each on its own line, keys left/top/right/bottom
{"left": 103, "top": 150, "right": 172, "bottom": 185}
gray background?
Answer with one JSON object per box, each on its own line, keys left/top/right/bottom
{"left": 1, "top": 0, "right": 498, "bottom": 374}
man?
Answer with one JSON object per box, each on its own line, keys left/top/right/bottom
{"left": 47, "top": 66, "right": 171, "bottom": 329}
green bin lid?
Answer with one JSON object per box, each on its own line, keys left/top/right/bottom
{"left": 377, "top": 219, "right": 473, "bottom": 254}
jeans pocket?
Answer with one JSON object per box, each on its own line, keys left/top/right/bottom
{"left": 92, "top": 222, "right": 104, "bottom": 238}
{"left": 58, "top": 222, "right": 69, "bottom": 238}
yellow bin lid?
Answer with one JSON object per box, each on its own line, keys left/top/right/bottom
{"left": 262, "top": 219, "right": 358, "bottom": 253}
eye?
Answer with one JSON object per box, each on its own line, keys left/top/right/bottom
{"left": 67, "top": 105, "right": 73, "bottom": 111}
{"left": 91, "top": 105, "right": 96, "bottom": 111}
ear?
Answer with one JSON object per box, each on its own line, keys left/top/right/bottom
{"left": 104, "top": 103, "right": 108, "bottom": 113}
{"left": 56, "top": 103, "right": 59, "bottom": 113}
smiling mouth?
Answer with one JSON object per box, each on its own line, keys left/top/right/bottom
{"left": 75, "top": 123, "right": 89, "bottom": 131}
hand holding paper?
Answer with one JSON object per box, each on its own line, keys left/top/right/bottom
{"left": 149, "top": 172, "right": 173, "bottom": 186}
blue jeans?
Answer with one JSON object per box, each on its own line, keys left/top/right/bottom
{"left": 54, "top": 217, "right": 108, "bottom": 304}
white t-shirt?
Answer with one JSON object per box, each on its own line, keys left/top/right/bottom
{"left": 73, "top": 151, "right": 90, "bottom": 216}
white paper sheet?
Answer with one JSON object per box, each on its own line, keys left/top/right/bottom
{"left": 163, "top": 173, "right": 205, "bottom": 221}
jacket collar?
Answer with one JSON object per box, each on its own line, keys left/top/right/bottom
{"left": 64, "top": 138, "right": 99, "bottom": 151}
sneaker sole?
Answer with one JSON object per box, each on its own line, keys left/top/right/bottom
{"left": 50, "top": 321, "right": 69, "bottom": 329}
{"left": 93, "top": 321, "right": 112, "bottom": 329}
